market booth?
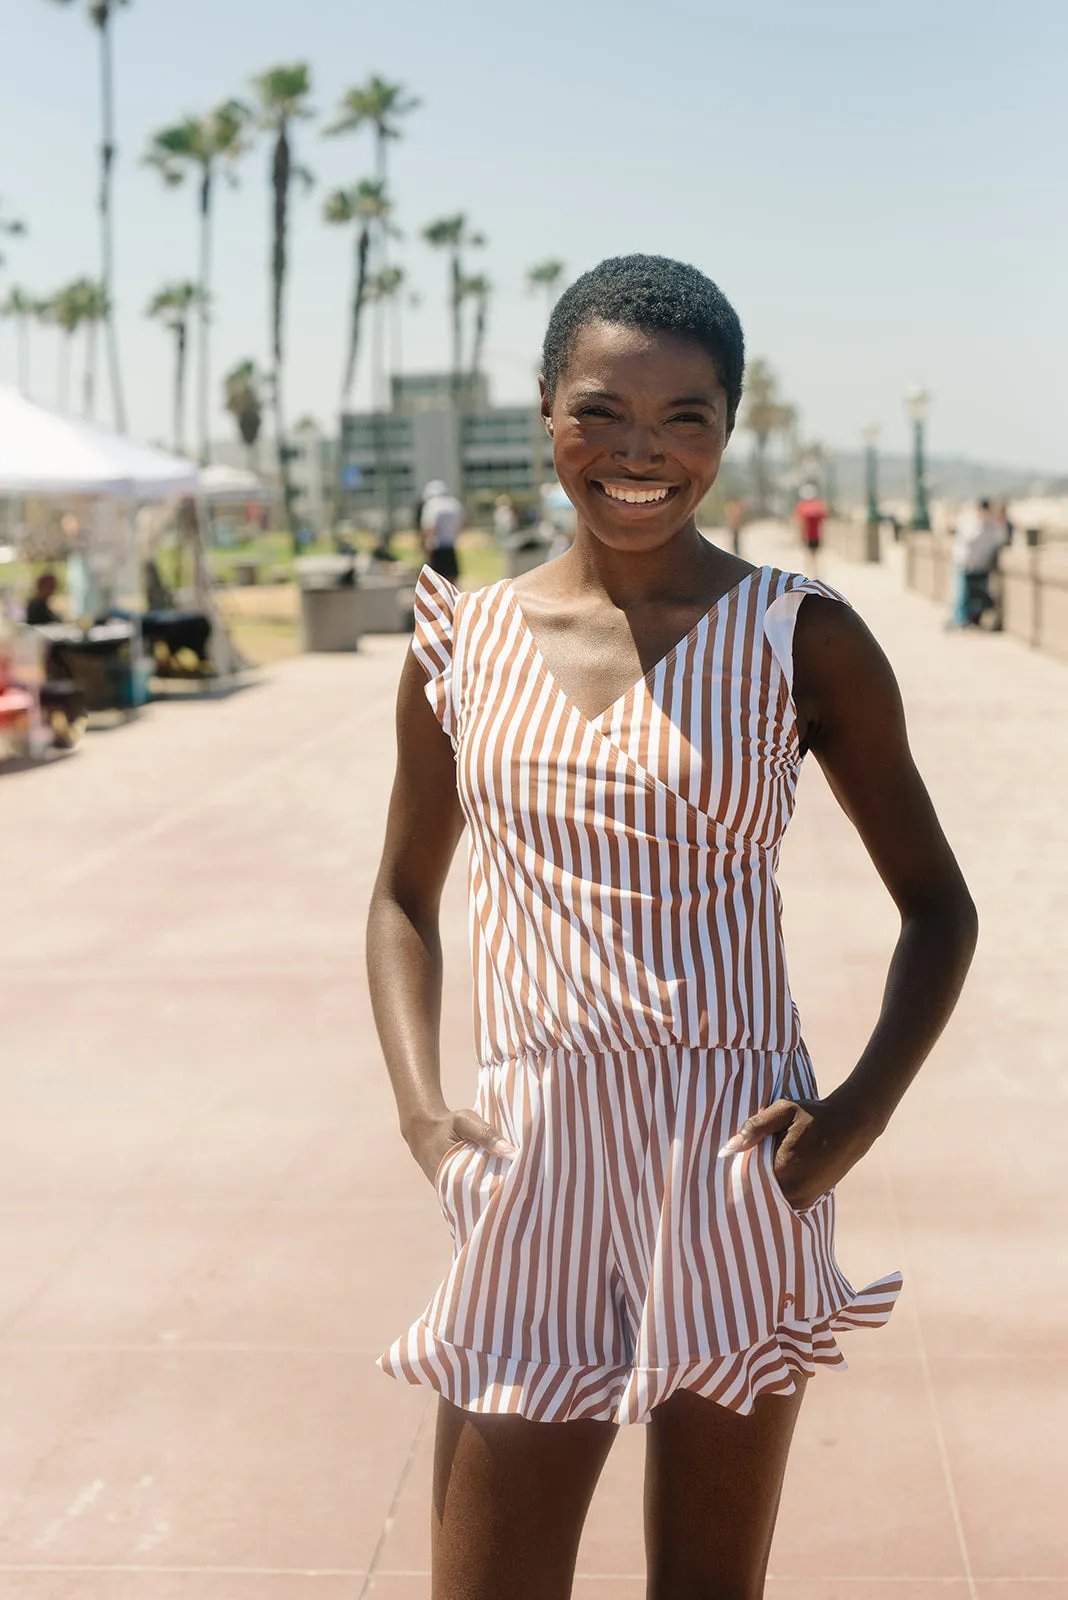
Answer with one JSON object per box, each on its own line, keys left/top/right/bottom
{"left": 0, "top": 388, "right": 238, "bottom": 743}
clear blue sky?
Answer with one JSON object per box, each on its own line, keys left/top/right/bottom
{"left": 3, "top": 0, "right": 1065, "bottom": 469}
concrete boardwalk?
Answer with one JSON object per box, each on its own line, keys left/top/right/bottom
{"left": 0, "top": 527, "right": 1063, "bottom": 1598}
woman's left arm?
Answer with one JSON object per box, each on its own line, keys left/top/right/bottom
{"left": 721, "top": 595, "right": 979, "bottom": 1205}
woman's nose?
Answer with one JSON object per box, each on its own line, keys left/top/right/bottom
{"left": 613, "top": 424, "right": 665, "bottom": 467}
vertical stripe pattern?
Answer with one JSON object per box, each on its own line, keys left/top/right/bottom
{"left": 383, "top": 562, "right": 903, "bottom": 1423}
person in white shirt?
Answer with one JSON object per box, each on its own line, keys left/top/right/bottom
{"left": 420, "top": 480, "right": 464, "bottom": 581}
{"left": 951, "top": 498, "right": 1005, "bottom": 627}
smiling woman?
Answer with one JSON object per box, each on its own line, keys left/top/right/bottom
{"left": 366, "top": 255, "right": 978, "bottom": 1599}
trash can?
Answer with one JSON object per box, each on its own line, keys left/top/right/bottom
{"left": 298, "top": 570, "right": 362, "bottom": 652}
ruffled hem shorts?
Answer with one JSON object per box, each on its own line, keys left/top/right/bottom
{"left": 379, "top": 1044, "right": 903, "bottom": 1425}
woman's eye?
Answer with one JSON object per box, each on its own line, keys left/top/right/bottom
{"left": 577, "top": 406, "right": 616, "bottom": 420}
{"left": 670, "top": 413, "right": 708, "bottom": 426}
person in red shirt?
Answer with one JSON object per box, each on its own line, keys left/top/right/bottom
{"left": 795, "top": 482, "right": 827, "bottom": 564}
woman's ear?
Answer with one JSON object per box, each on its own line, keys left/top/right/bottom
{"left": 539, "top": 375, "right": 552, "bottom": 433}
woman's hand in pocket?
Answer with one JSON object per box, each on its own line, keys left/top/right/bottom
{"left": 718, "top": 1089, "right": 877, "bottom": 1211}
{"left": 406, "top": 1107, "right": 516, "bottom": 1186}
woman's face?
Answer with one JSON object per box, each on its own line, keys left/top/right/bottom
{"left": 542, "top": 319, "right": 732, "bottom": 555}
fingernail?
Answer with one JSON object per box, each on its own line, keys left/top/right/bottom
{"left": 495, "top": 1141, "right": 517, "bottom": 1158}
{"left": 718, "top": 1138, "right": 743, "bottom": 1157}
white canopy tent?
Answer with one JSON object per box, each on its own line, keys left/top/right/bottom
{"left": 199, "top": 462, "right": 275, "bottom": 505}
{"left": 0, "top": 387, "right": 199, "bottom": 498}
{"left": 0, "top": 388, "right": 237, "bottom": 680}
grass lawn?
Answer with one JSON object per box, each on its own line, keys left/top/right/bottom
{"left": 3, "top": 527, "right": 505, "bottom": 668}
{"left": 218, "top": 530, "right": 504, "bottom": 665}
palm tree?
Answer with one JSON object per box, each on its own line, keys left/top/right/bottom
{"left": 251, "top": 63, "right": 314, "bottom": 547}
{"left": 460, "top": 274, "right": 492, "bottom": 379}
{"left": 0, "top": 199, "right": 27, "bottom": 267}
{"left": 1, "top": 286, "right": 36, "bottom": 391}
{"left": 146, "top": 282, "right": 201, "bottom": 453}
{"left": 46, "top": 0, "right": 129, "bottom": 430}
{"left": 422, "top": 213, "right": 485, "bottom": 398}
{"left": 741, "top": 358, "right": 796, "bottom": 513}
{"left": 77, "top": 278, "right": 108, "bottom": 417}
{"left": 223, "top": 359, "right": 264, "bottom": 471}
{"left": 143, "top": 99, "right": 250, "bottom": 465}
{"left": 323, "top": 179, "right": 390, "bottom": 405}
{"left": 44, "top": 281, "right": 87, "bottom": 411}
{"left": 526, "top": 258, "right": 565, "bottom": 317}
{"left": 325, "top": 75, "right": 419, "bottom": 188}
{"left": 368, "top": 265, "right": 416, "bottom": 376}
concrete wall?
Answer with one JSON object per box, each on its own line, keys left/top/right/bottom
{"left": 822, "top": 518, "right": 889, "bottom": 564}
{"left": 903, "top": 533, "right": 1068, "bottom": 662}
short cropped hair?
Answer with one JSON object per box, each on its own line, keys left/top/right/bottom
{"left": 541, "top": 255, "right": 746, "bottom": 421}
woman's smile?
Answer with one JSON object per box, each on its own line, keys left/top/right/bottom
{"left": 590, "top": 478, "right": 682, "bottom": 509}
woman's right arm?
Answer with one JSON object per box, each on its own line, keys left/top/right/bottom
{"left": 366, "top": 647, "right": 513, "bottom": 1182}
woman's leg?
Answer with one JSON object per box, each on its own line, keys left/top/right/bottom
{"left": 432, "top": 1397, "right": 617, "bottom": 1600}
{"left": 644, "top": 1380, "right": 808, "bottom": 1600}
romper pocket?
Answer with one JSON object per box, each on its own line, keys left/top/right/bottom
{"left": 767, "top": 1135, "right": 830, "bottom": 1217}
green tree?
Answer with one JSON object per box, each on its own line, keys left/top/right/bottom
{"left": 1, "top": 286, "right": 36, "bottom": 391}
{"left": 223, "top": 358, "right": 264, "bottom": 471}
{"left": 422, "top": 213, "right": 485, "bottom": 397}
{"left": 325, "top": 77, "right": 418, "bottom": 550}
{"left": 324, "top": 74, "right": 419, "bottom": 192}
{"left": 526, "top": 258, "right": 565, "bottom": 317}
{"left": 323, "top": 179, "right": 390, "bottom": 406}
{"left": 368, "top": 264, "right": 415, "bottom": 375}
{"left": 43, "top": 280, "right": 90, "bottom": 411}
{"left": 77, "top": 278, "right": 108, "bottom": 417}
{"left": 46, "top": 0, "right": 129, "bottom": 430}
{"left": 146, "top": 282, "right": 201, "bottom": 455}
{"left": 144, "top": 100, "right": 250, "bottom": 465}
{"left": 460, "top": 274, "right": 492, "bottom": 378}
{"left": 251, "top": 62, "right": 314, "bottom": 547}
{"left": 741, "top": 358, "right": 796, "bottom": 513}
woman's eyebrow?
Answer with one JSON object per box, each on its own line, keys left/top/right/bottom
{"left": 571, "top": 389, "right": 716, "bottom": 407}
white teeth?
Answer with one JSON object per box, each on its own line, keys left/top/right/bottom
{"left": 602, "top": 484, "right": 672, "bottom": 505}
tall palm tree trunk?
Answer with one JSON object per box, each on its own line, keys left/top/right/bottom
{"left": 197, "top": 169, "right": 213, "bottom": 464}
{"left": 470, "top": 295, "right": 487, "bottom": 380}
{"left": 450, "top": 250, "right": 462, "bottom": 397}
{"left": 83, "top": 318, "right": 98, "bottom": 417}
{"left": 174, "top": 320, "right": 188, "bottom": 455}
{"left": 97, "top": 12, "right": 126, "bottom": 431}
{"left": 341, "top": 224, "right": 370, "bottom": 404}
{"left": 373, "top": 126, "right": 394, "bottom": 549}
{"left": 270, "top": 122, "right": 298, "bottom": 550}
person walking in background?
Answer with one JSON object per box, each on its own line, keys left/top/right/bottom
{"left": 419, "top": 478, "right": 464, "bottom": 582}
{"left": 367, "top": 254, "right": 977, "bottom": 1598}
{"left": 794, "top": 481, "right": 826, "bottom": 571}
{"left": 723, "top": 494, "right": 746, "bottom": 555}
{"left": 950, "top": 497, "right": 1005, "bottom": 628}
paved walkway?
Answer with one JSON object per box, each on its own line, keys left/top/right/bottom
{"left": 0, "top": 526, "right": 1063, "bottom": 1598}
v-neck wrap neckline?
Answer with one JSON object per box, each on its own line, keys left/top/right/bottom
{"left": 501, "top": 568, "right": 761, "bottom": 731}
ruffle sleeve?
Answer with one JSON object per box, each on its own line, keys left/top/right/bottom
{"left": 410, "top": 564, "right": 459, "bottom": 746}
{"left": 763, "top": 576, "right": 852, "bottom": 695}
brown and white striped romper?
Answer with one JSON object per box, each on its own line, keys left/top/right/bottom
{"left": 379, "top": 561, "right": 902, "bottom": 1424}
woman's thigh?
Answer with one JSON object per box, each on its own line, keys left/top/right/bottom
{"left": 644, "top": 1380, "right": 808, "bottom": 1600}
{"left": 432, "top": 1398, "right": 617, "bottom": 1600}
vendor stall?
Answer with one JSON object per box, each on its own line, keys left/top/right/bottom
{"left": 0, "top": 388, "right": 239, "bottom": 710}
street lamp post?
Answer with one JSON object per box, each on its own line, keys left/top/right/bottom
{"left": 905, "top": 386, "right": 932, "bottom": 531}
{"left": 862, "top": 422, "right": 881, "bottom": 561}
